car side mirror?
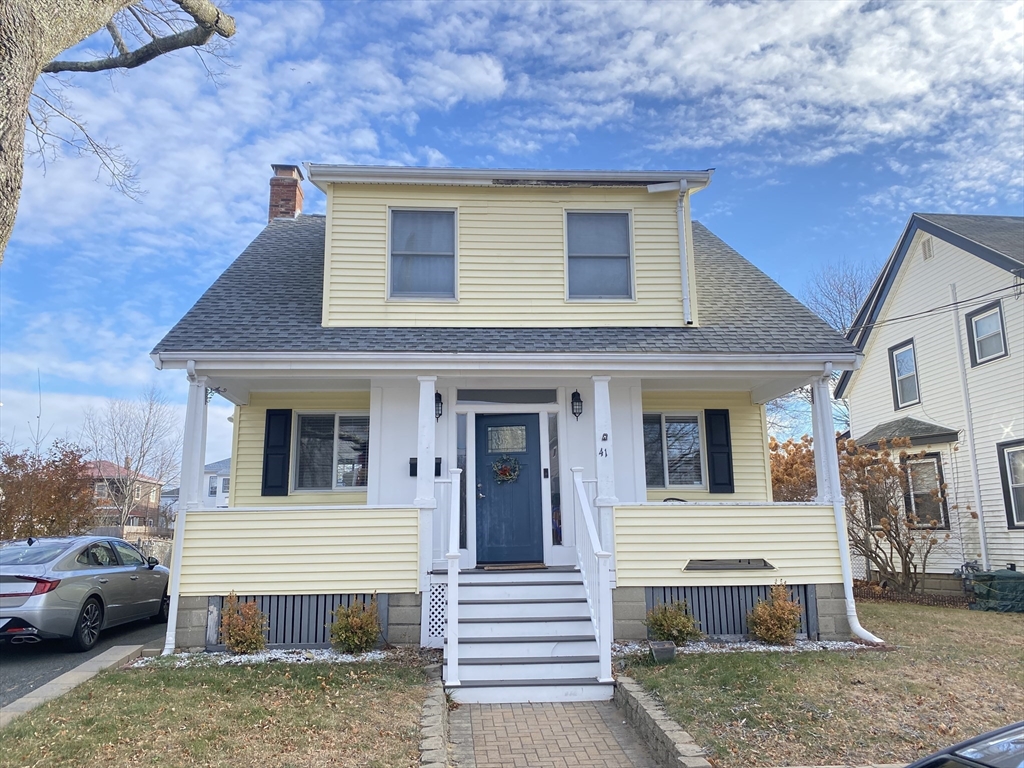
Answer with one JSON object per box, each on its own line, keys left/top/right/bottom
{"left": 147, "top": 556, "right": 159, "bottom": 569}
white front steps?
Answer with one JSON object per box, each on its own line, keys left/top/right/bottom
{"left": 444, "top": 568, "right": 614, "bottom": 704}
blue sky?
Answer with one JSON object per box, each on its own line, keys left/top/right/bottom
{"left": 2, "top": 0, "right": 1022, "bottom": 463}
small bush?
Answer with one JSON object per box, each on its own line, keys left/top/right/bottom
{"left": 645, "top": 601, "right": 701, "bottom": 643}
{"left": 219, "top": 592, "right": 268, "bottom": 654}
{"left": 330, "top": 597, "right": 380, "bottom": 654}
{"left": 747, "top": 582, "right": 802, "bottom": 645}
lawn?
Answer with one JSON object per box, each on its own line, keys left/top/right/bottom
{"left": 0, "top": 660, "right": 427, "bottom": 768}
{"left": 626, "top": 602, "right": 1024, "bottom": 767}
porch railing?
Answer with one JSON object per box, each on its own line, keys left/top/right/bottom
{"left": 571, "top": 468, "right": 613, "bottom": 683}
{"left": 444, "top": 468, "right": 462, "bottom": 687}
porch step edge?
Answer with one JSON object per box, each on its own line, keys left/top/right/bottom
{"left": 453, "top": 656, "right": 599, "bottom": 665}
{"left": 460, "top": 616, "right": 592, "bottom": 624}
{"left": 452, "top": 678, "right": 612, "bottom": 688}
{"left": 459, "top": 580, "right": 584, "bottom": 587}
{"left": 447, "top": 635, "right": 596, "bottom": 644}
{"left": 459, "top": 598, "right": 588, "bottom": 605}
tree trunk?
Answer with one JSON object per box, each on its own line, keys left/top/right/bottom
{"left": 0, "top": 0, "right": 135, "bottom": 261}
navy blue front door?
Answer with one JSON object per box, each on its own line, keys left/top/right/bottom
{"left": 475, "top": 414, "right": 543, "bottom": 564}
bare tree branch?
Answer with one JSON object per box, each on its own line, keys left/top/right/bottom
{"left": 106, "top": 21, "right": 130, "bottom": 55}
{"left": 44, "top": 24, "right": 213, "bottom": 73}
{"left": 127, "top": 6, "right": 157, "bottom": 40}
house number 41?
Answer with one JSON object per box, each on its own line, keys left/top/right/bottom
{"left": 598, "top": 448, "right": 608, "bottom": 457}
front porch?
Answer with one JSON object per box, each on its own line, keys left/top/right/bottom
{"left": 161, "top": 357, "right": 875, "bottom": 701}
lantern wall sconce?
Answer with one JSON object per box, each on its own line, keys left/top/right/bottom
{"left": 435, "top": 391, "right": 443, "bottom": 420}
{"left": 571, "top": 390, "right": 583, "bottom": 420}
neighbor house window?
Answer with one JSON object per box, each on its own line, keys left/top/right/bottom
{"left": 888, "top": 340, "right": 920, "bottom": 409}
{"left": 965, "top": 301, "right": 1008, "bottom": 366}
{"left": 566, "top": 211, "right": 632, "bottom": 299}
{"left": 94, "top": 482, "right": 108, "bottom": 499}
{"left": 643, "top": 413, "right": 703, "bottom": 487}
{"left": 295, "top": 413, "right": 370, "bottom": 490}
{"left": 209, "top": 476, "right": 217, "bottom": 496}
{"left": 134, "top": 485, "right": 142, "bottom": 500}
{"left": 389, "top": 209, "right": 456, "bottom": 299}
{"left": 222, "top": 478, "right": 230, "bottom": 493}
{"left": 998, "top": 440, "right": 1024, "bottom": 528}
{"left": 904, "top": 454, "right": 948, "bottom": 529}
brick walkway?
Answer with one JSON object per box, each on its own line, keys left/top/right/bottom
{"left": 449, "top": 701, "right": 659, "bottom": 768}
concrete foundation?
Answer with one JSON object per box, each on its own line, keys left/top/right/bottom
{"left": 815, "top": 582, "right": 852, "bottom": 640}
{"left": 612, "top": 587, "right": 649, "bottom": 640}
{"left": 387, "top": 592, "right": 422, "bottom": 646}
{"left": 174, "top": 595, "right": 209, "bottom": 651}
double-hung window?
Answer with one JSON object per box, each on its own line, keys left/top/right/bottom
{"left": 965, "top": 301, "right": 1008, "bottom": 366}
{"left": 888, "top": 340, "right": 920, "bottom": 409}
{"left": 643, "top": 413, "right": 703, "bottom": 487}
{"left": 566, "top": 212, "right": 633, "bottom": 299}
{"left": 904, "top": 455, "right": 947, "bottom": 528}
{"left": 295, "top": 414, "right": 370, "bottom": 490}
{"left": 209, "top": 476, "right": 218, "bottom": 496}
{"left": 389, "top": 209, "right": 456, "bottom": 299}
{"left": 998, "top": 440, "right": 1024, "bottom": 528}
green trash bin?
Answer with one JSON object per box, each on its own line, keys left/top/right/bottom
{"left": 971, "top": 569, "right": 1024, "bottom": 613}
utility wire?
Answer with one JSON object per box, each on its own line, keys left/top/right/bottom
{"left": 848, "top": 284, "right": 1018, "bottom": 336}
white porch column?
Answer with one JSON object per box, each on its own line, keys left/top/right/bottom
{"left": 591, "top": 376, "right": 618, "bottom": 551}
{"left": 415, "top": 377, "right": 437, "bottom": 603}
{"left": 162, "top": 370, "right": 208, "bottom": 655}
{"left": 811, "top": 373, "right": 884, "bottom": 645}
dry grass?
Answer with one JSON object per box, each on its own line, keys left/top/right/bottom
{"left": 0, "top": 661, "right": 427, "bottom": 768}
{"left": 627, "top": 602, "right": 1024, "bottom": 767}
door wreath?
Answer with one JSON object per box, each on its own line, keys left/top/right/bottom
{"left": 492, "top": 454, "right": 521, "bottom": 484}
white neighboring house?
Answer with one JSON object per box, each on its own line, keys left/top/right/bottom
{"left": 203, "top": 458, "right": 231, "bottom": 509}
{"left": 836, "top": 213, "right": 1024, "bottom": 584}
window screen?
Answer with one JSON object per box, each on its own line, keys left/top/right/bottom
{"left": 906, "top": 457, "right": 945, "bottom": 527}
{"left": 336, "top": 416, "right": 369, "bottom": 488}
{"left": 296, "top": 414, "right": 335, "bottom": 489}
{"left": 567, "top": 212, "right": 631, "bottom": 298}
{"left": 644, "top": 413, "right": 704, "bottom": 487}
{"left": 643, "top": 414, "right": 665, "bottom": 487}
{"left": 391, "top": 210, "right": 455, "bottom": 298}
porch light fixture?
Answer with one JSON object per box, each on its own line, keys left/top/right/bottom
{"left": 435, "top": 391, "right": 443, "bottom": 420}
{"left": 571, "top": 390, "right": 583, "bottom": 420}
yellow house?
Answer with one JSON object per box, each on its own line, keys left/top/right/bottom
{"left": 153, "top": 164, "right": 880, "bottom": 703}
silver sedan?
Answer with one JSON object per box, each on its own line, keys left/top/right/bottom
{"left": 0, "top": 536, "right": 170, "bottom": 651}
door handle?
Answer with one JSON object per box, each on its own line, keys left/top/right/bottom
{"left": 130, "top": 575, "right": 139, "bottom": 580}
{"left": 98, "top": 578, "right": 108, "bottom": 584}
{"left": 478, "top": 493, "right": 486, "bottom": 499}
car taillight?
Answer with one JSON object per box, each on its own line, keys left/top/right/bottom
{"left": 16, "top": 576, "right": 61, "bottom": 596}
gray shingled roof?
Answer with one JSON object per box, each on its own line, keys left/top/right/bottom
{"left": 153, "top": 216, "right": 854, "bottom": 356}
{"left": 204, "top": 458, "right": 231, "bottom": 474}
{"left": 915, "top": 214, "right": 1024, "bottom": 265}
{"left": 855, "top": 417, "right": 959, "bottom": 448}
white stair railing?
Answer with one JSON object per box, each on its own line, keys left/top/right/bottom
{"left": 571, "top": 467, "right": 613, "bottom": 683}
{"left": 444, "top": 468, "right": 462, "bottom": 686}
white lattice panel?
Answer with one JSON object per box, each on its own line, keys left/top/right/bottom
{"left": 428, "top": 583, "right": 447, "bottom": 638}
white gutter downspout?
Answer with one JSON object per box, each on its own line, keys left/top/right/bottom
{"left": 677, "top": 190, "right": 693, "bottom": 325}
{"left": 949, "top": 284, "right": 991, "bottom": 571}
{"left": 812, "top": 368, "right": 885, "bottom": 646}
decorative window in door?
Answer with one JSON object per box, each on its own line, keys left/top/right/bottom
{"left": 487, "top": 425, "right": 527, "bottom": 453}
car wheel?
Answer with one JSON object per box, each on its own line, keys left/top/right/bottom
{"left": 151, "top": 591, "right": 169, "bottom": 623}
{"left": 67, "top": 598, "right": 103, "bottom": 652}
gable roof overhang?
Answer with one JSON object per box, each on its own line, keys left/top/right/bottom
{"left": 835, "top": 213, "right": 1024, "bottom": 399}
{"left": 151, "top": 349, "right": 859, "bottom": 408}
{"left": 853, "top": 416, "right": 960, "bottom": 449}
{"left": 304, "top": 164, "right": 714, "bottom": 193}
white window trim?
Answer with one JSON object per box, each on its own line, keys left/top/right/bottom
{"left": 646, "top": 411, "right": 707, "bottom": 489}
{"left": 386, "top": 207, "right": 459, "bottom": 302}
{"left": 208, "top": 476, "right": 218, "bottom": 496}
{"left": 563, "top": 208, "right": 637, "bottom": 303}
{"left": 905, "top": 455, "right": 947, "bottom": 529}
{"left": 1005, "top": 445, "right": 1024, "bottom": 526}
{"left": 891, "top": 341, "right": 920, "bottom": 409}
{"left": 970, "top": 306, "right": 1006, "bottom": 364}
{"left": 291, "top": 410, "right": 370, "bottom": 493}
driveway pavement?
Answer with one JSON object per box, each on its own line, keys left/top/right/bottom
{"left": 0, "top": 620, "right": 164, "bottom": 707}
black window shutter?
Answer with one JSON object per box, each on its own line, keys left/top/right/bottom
{"left": 704, "top": 409, "right": 734, "bottom": 493}
{"left": 261, "top": 409, "right": 292, "bottom": 496}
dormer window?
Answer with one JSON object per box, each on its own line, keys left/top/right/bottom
{"left": 389, "top": 209, "right": 456, "bottom": 299}
{"left": 566, "top": 211, "right": 633, "bottom": 299}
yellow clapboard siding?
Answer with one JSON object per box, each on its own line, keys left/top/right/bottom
{"left": 178, "top": 506, "right": 418, "bottom": 596}
{"left": 614, "top": 503, "right": 843, "bottom": 587}
{"left": 324, "top": 184, "right": 688, "bottom": 327}
{"left": 232, "top": 391, "right": 372, "bottom": 507}
{"left": 641, "top": 391, "right": 772, "bottom": 502}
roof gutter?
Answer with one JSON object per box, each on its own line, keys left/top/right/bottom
{"left": 304, "top": 163, "right": 714, "bottom": 194}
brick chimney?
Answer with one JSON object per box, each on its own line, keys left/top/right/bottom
{"left": 268, "top": 164, "right": 304, "bottom": 222}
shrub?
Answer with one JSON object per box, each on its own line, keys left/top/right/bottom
{"left": 747, "top": 582, "right": 802, "bottom": 645}
{"left": 219, "top": 592, "right": 268, "bottom": 654}
{"left": 644, "top": 600, "right": 701, "bottom": 643}
{"left": 329, "top": 597, "right": 380, "bottom": 653}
